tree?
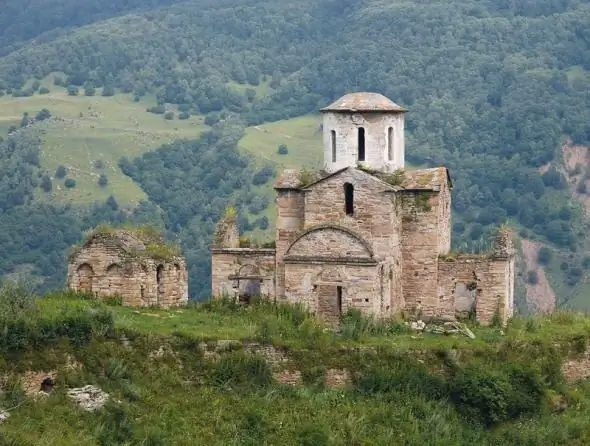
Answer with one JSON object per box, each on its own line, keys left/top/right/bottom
{"left": 98, "top": 174, "right": 108, "bottom": 187}
{"left": 40, "top": 175, "right": 52, "bottom": 192}
{"left": 102, "top": 85, "right": 115, "bottom": 96}
{"left": 106, "top": 195, "right": 118, "bottom": 210}
{"left": 84, "top": 86, "right": 95, "bottom": 96}
{"left": 537, "top": 247, "right": 552, "bottom": 265}
{"left": 35, "top": 108, "right": 51, "bottom": 121}
{"left": 55, "top": 165, "right": 67, "bottom": 179}
{"left": 19, "top": 112, "right": 30, "bottom": 128}
{"left": 526, "top": 271, "right": 539, "bottom": 285}
{"left": 277, "top": 144, "right": 289, "bottom": 155}
{"left": 39, "top": 87, "right": 50, "bottom": 95}
{"left": 67, "top": 85, "right": 78, "bottom": 96}
{"left": 164, "top": 111, "right": 174, "bottom": 120}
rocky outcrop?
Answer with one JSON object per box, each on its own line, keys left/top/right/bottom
{"left": 67, "top": 385, "right": 109, "bottom": 411}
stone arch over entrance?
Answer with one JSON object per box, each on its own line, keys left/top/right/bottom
{"left": 285, "top": 224, "right": 374, "bottom": 261}
{"left": 76, "top": 263, "right": 94, "bottom": 293}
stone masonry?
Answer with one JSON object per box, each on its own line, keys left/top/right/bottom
{"left": 67, "top": 227, "right": 188, "bottom": 308}
{"left": 210, "top": 92, "right": 516, "bottom": 326}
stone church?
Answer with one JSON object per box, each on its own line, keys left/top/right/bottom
{"left": 68, "top": 226, "right": 188, "bottom": 308}
{"left": 211, "top": 92, "right": 515, "bottom": 325}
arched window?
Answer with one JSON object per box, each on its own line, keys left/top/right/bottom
{"left": 358, "top": 127, "right": 365, "bottom": 161}
{"left": 344, "top": 183, "right": 354, "bottom": 216}
{"left": 331, "top": 130, "right": 337, "bottom": 162}
{"left": 387, "top": 127, "right": 394, "bottom": 161}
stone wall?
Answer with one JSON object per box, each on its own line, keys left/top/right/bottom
{"left": 275, "top": 189, "right": 305, "bottom": 300}
{"left": 437, "top": 255, "right": 513, "bottom": 326}
{"left": 283, "top": 263, "right": 380, "bottom": 323}
{"left": 322, "top": 111, "right": 405, "bottom": 173}
{"left": 400, "top": 190, "right": 441, "bottom": 316}
{"left": 211, "top": 248, "right": 276, "bottom": 300}
{"left": 67, "top": 238, "right": 188, "bottom": 308}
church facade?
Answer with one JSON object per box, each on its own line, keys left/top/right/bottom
{"left": 211, "top": 92, "right": 515, "bottom": 325}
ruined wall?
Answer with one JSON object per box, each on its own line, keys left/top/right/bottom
{"left": 67, "top": 239, "right": 188, "bottom": 308}
{"left": 275, "top": 189, "right": 305, "bottom": 300}
{"left": 211, "top": 249, "right": 276, "bottom": 300}
{"left": 322, "top": 111, "right": 405, "bottom": 173}
{"left": 437, "top": 181, "right": 452, "bottom": 254}
{"left": 283, "top": 262, "right": 380, "bottom": 323}
{"left": 400, "top": 190, "right": 441, "bottom": 315}
{"left": 437, "top": 255, "right": 513, "bottom": 326}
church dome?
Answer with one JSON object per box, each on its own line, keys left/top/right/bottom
{"left": 320, "top": 92, "right": 407, "bottom": 113}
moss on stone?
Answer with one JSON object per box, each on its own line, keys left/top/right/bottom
{"left": 356, "top": 164, "right": 405, "bottom": 186}
{"left": 70, "top": 224, "right": 181, "bottom": 261}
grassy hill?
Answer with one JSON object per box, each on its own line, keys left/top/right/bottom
{"left": 3, "top": 287, "right": 590, "bottom": 444}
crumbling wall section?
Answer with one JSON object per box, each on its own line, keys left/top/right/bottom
{"left": 437, "top": 254, "right": 513, "bottom": 326}
{"left": 67, "top": 237, "right": 188, "bottom": 308}
{"left": 211, "top": 249, "right": 276, "bottom": 300}
{"left": 400, "top": 190, "right": 441, "bottom": 316}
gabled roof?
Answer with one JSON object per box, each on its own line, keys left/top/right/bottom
{"left": 320, "top": 92, "right": 407, "bottom": 113}
{"left": 300, "top": 167, "right": 401, "bottom": 192}
{"left": 400, "top": 167, "right": 452, "bottom": 191}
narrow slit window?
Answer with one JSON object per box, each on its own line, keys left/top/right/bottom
{"left": 344, "top": 183, "right": 354, "bottom": 216}
{"left": 358, "top": 127, "right": 365, "bottom": 161}
{"left": 331, "top": 130, "right": 336, "bottom": 162}
{"left": 387, "top": 127, "right": 393, "bottom": 161}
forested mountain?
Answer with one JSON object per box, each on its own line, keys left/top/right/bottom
{"left": 0, "top": 0, "right": 589, "bottom": 305}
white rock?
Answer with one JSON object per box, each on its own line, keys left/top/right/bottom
{"left": 67, "top": 385, "right": 109, "bottom": 411}
{"left": 0, "top": 410, "right": 9, "bottom": 424}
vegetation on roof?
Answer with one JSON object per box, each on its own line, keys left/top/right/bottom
{"left": 356, "top": 164, "right": 406, "bottom": 187}
{"left": 68, "top": 223, "right": 181, "bottom": 261}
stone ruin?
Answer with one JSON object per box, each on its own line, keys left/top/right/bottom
{"left": 67, "top": 225, "right": 188, "bottom": 308}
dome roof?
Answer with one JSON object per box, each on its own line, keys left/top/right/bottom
{"left": 320, "top": 92, "right": 407, "bottom": 113}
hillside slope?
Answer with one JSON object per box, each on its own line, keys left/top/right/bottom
{"left": 4, "top": 289, "right": 590, "bottom": 444}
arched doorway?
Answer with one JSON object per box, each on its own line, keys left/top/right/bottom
{"left": 77, "top": 263, "right": 94, "bottom": 293}
{"left": 106, "top": 264, "right": 122, "bottom": 295}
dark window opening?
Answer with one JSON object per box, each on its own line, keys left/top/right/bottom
{"left": 337, "top": 286, "right": 343, "bottom": 316}
{"left": 156, "top": 264, "right": 164, "bottom": 303}
{"left": 387, "top": 127, "right": 393, "bottom": 161}
{"left": 331, "top": 130, "right": 336, "bottom": 162}
{"left": 358, "top": 127, "right": 365, "bottom": 161}
{"left": 344, "top": 183, "right": 354, "bottom": 216}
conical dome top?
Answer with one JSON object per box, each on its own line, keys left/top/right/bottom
{"left": 320, "top": 92, "right": 407, "bottom": 113}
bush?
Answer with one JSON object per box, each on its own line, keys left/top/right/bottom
{"left": 64, "top": 178, "right": 76, "bottom": 188}
{"left": 39, "top": 87, "right": 50, "bottom": 95}
{"left": 277, "top": 144, "right": 289, "bottom": 155}
{"left": 537, "top": 247, "right": 552, "bottom": 265}
{"left": 449, "top": 364, "right": 545, "bottom": 427}
{"left": 526, "top": 270, "right": 539, "bottom": 284}
{"left": 164, "top": 111, "right": 174, "bottom": 120}
{"left": 98, "top": 174, "right": 108, "bottom": 187}
{"left": 55, "top": 165, "right": 67, "bottom": 179}
{"left": 252, "top": 165, "right": 275, "bottom": 186}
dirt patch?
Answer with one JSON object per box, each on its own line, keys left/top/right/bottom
{"left": 21, "top": 371, "right": 57, "bottom": 397}
{"left": 520, "top": 239, "right": 556, "bottom": 313}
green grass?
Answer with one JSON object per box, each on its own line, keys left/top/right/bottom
{"left": 5, "top": 290, "right": 590, "bottom": 444}
{"left": 0, "top": 81, "right": 208, "bottom": 207}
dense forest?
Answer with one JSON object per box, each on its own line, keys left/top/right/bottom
{"left": 0, "top": 0, "right": 589, "bottom": 301}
